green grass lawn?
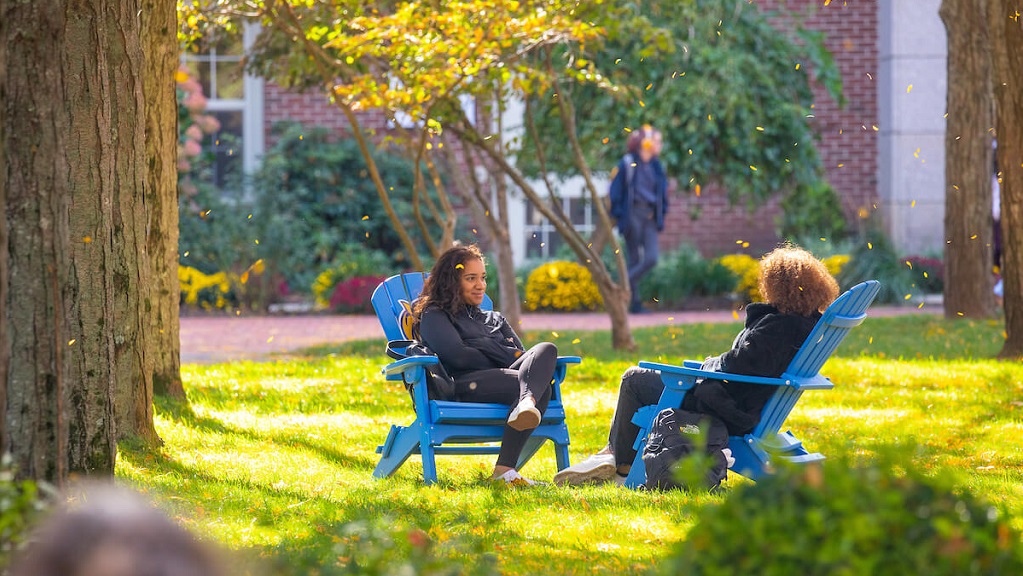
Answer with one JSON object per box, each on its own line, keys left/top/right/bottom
{"left": 117, "top": 314, "right": 1023, "bottom": 574}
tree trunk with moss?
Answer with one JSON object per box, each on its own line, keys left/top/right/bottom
{"left": 940, "top": 0, "right": 996, "bottom": 319}
{"left": 988, "top": 0, "right": 1023, "bottom": 359}
{"left": 142, "top": 0, "right": 184, "bottom": 400}
{"left": 2, "top": 0, "right": 165, "bottom": 482}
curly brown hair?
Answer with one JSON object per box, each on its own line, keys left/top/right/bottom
{"left": 413, "top": 244, "right": 485, "bottom": 320}
{"left": 758, "top": 246, "right": 839, "bottom": 316}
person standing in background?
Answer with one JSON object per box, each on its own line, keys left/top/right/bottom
{"left": 609, "top": 125, "right": 669, "bottom": 313}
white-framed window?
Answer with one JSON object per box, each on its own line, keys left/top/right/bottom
{"left": 524, "top": 196, "right": 597, "bottom": 259}
{"left": 181, "top": 23, "right": 264, "bottom": 190}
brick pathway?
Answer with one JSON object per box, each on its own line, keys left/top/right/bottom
{"left": 180, "top": 304, "right": 943, "bottom": 364}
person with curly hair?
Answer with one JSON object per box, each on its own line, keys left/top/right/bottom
{"left": 554, "top": 245, "right": 839, "bottom": 486}
{"left": 413, "top": 244, "right": 558, "bottom": 486}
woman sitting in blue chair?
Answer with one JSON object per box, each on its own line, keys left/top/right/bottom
{"left": 553, "top": 245, "right": 840, "bottom": 486}
{"left": 413, "top": 244, "right": 558, "bottom": 486}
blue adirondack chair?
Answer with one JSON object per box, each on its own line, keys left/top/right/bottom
{"left": 370, "top": 272, "right": 580, "bottom": 484}
{"left": 624, "top": 280, "right": 881, "bottom": 488}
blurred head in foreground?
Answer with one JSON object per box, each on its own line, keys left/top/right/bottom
{"left": 11, "top": 484, "right": 224, "bottom": 576}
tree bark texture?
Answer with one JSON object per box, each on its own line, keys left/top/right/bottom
{"left": 2, "top": 0, "right": 169, "bottom": 481}
{"left": 1, "top": 0, "right": 74, "bottom": 482}
{"left": 988, "top": 0, "right": 1023, "bottom": 359}
{"left": 940, "top": 0, "right": 997, "bottom": 319}
{"left": 142, "top": 0, "right": 184, "bottom": 399}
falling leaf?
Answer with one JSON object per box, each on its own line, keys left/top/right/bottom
{"left": 911, "top": 200, "right": 917, "bottom": 207}
{"left": 645, "top": 83, "right": 652, "bottom": 91}
{"left": 971, "top": 234, "right": 978, "bottom": 240}
{"left": 918, "top": 302, "right": 925, "bottom": 309}
{"left": 820, "top": 237, "right": 828, "bottom": 242}
{"left": 869, "top": 336, "right": 874, "bottom": 344}
{"left": 551, "top": 331, "right": 559, "bottom": 338}
{"left": 362, "top": 215, "right": 370, "bottom": 220}
{"left": 742, "top": 242, "right": 749, "bottom": 248}
{"left": 750, "top": 165, "right": 758, "bottom": 171}
{"left": 695, "top": 184, "right": 701, "bottom": 196}
{"left": 732, "top": 310, "right": 740, "bottom": 320}
{"left": 907, "top": 84, "right": 913, "bottom": 93}
{"left": 68, "top": 339, "right": 76, "bottom": 346}
{"left": 904, "top": 294, "right": 912, "bottom": 300}
{"left": 913, "top": 148, "right": 920, "bottom": 158}
{"left": 571, "top": 338, "right": 581, "bottom": 344}
{"left": 83, "top": 236, "right": 92, "bottom": 243}
{"left": 602, "top": 137, "right": 609, "bottom": 144}
{"left": 795, "top": 63, "right": 801, "bottom": 70}
{"left": 906, "top": 260, "right": 913, "bottom": 269}
{"left": 838, "top": 163, "right": 845, "bottom": 168}
{"left": 455, "top": 264, "right": 464, "bottom": 269}
{"left": 639, "top": 100, "right": 645, "bottom": 107}
{"left": 756, "top": 126, "right": 764, "bottom": 131}
{"left": 867, "top": 242, "right": 873, "bottom": 250}
{"left": 267, "top": 336, "right": 274, "bottom": 343}
{"left": 824, "top": 0, "right": 832, "bottom": 5}
{"left": 957, "top": 312, "right": 964, "bottom": 316}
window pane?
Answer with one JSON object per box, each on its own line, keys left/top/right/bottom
{"left": 526, "top": 231, "right": 544, "bottom": 259}
{"left": 210, "top": 110, "right": 243, "bottom": 189}
{"left": 526, "top": 202, "right": 546, "bottom": 226}
{"left": 547, "top": 232, "right": 563, "bottom": 257}
{"left": 215, "top": 60, "right": 245, "bottom": 99}
{"left": 182, "top": 59, "right": 212, "bottom": 100}
{"left": 569, "top": 197, "right": 590, "bottom": 226}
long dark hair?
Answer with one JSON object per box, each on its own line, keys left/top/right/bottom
{"left": 413, "top": 244, "right": 485, "bottom": 321}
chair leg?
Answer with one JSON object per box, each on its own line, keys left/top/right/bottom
{"left": 554, "top": 440, "right": 571, "bottom": 471}
{"left": 515, "top": 436, "right": 547, "bottom": 472}
{"left": 419, "top": 429, "right": 438, "bottom": 485}
{"left": 624, "top": 443, "right": 648, "bottom": 488}
{"left": 373, "top": 425, "right": 421, "bottom": 479}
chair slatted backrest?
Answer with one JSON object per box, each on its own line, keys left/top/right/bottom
{"left": 371, "top": 273, "right": 493, "bottom": 341}
{"left": 752, "top": 281, "right": 880, "bottom": 439}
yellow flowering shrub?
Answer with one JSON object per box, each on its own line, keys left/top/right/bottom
{"left": 717, "top": 254, "right": 762, "bottom": 302}
{"left": 823, "top": 254, "right": 851, "bottom": 278}
{"left": 524, "top": 261, "right": 603, "bottom": 312}
{"left": 179, "top": 265, "right": 231, "bottom": 310}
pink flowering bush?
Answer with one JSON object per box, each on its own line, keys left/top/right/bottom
{"left": 329, "top": 275, "right": 387, "bottom": 314}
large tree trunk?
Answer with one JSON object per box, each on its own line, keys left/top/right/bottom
{"left": 989, "top": 0, "right": 1023, "bottom": 359}
{"left": 940, "top": 0, "right": 997, "bottom": 319}
{"left": 2, "top": 0, "right": 166, "bottom": 481}
{"left": 1, "top": 0, "right": 75, "bottom": 482}
{"left": 143, "top": 0, "right": 183, "bottom": 400}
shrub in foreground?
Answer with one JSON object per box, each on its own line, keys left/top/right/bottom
{"left": 662, "top": 453, "right": 1023, "bottom": 576}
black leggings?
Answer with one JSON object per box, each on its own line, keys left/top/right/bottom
{"left": 454, "top": 342, "right": 558, "bottom": 468}
{"left": 607, "top": 366, "right": 665, "bottom": 467}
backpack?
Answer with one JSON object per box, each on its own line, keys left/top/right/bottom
{"left": 642, "top": 408, "right": 729, "bottom": 491}
{"left": 385, "top": 339, "right": 458, "bottom": 405}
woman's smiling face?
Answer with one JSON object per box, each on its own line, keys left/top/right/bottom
{"left": 459, "top": 257, "right": 487, "bottom": 306}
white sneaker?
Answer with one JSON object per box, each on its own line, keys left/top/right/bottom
{"left": 722, "top": 448, "right": 735, "bottom": 468}
{"left": 507, "top": 397, "right": 541, "bottom": 431}
{"left": 552, "top": 453, "right": 617, "bottom": 486}
{"left": 492, "top": 469, "right": 540, "bottom": 487}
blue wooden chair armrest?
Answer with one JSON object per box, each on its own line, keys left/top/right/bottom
{"left": 556, "top": 356, "right": 582, "bottom": 366}
{"left": 383, "top": 355, "right": 439, "bottom": 380}
{"left": 637, "top": 361, "right": 790, "bottom": 389}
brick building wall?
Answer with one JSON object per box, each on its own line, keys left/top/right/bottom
{"left": 661, "top": 0, "right": 880, "bottom": 257}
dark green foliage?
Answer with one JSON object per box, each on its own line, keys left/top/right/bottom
{"left": 179, "top": 183, "right": 259, "bottom": 277}
{"left": 837, "top": 228, "right": 914, "bottom": 304}
{"left": 905, "top": 255, "right": 945, "bottom": 294}
{"left": 519, "top": 0, "right": 842, "bottom": 211}
{"left": 640, "top": 246, "right": 737, "bottom": 308}
{"left": 1, "top": 456, "right": 50, "bottom": 571}
{"left": 779, "top": 180, "right": 848, "bottom": 242}
{"left": 662, "top": 452, "right": 1023, "bottom": 576}
{"left": 252, "top": 122, "right": 429, "bottom": 293}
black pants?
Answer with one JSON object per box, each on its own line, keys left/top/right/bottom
{"left": 624, "top": 205, "right": 660, "bottom": 307}
{"left": 454, "top": 342, "right": 558, "bottom": 468}
{"left": 607, "top": 367, "right": 665, "bottom": 467}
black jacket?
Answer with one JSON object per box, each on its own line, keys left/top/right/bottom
{"left": 417, "top": 305, "right": 524, "bottom": 378}
{"left": 682, "top": 303, "right": 820, "bottom": 435}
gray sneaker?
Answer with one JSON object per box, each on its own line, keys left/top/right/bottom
{"left": 552, "top": 453, "right": 617, "bottom": 486}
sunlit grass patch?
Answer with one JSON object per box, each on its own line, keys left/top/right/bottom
{"left": 119, "top": 313, "right": 1023, "bottom": 573}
